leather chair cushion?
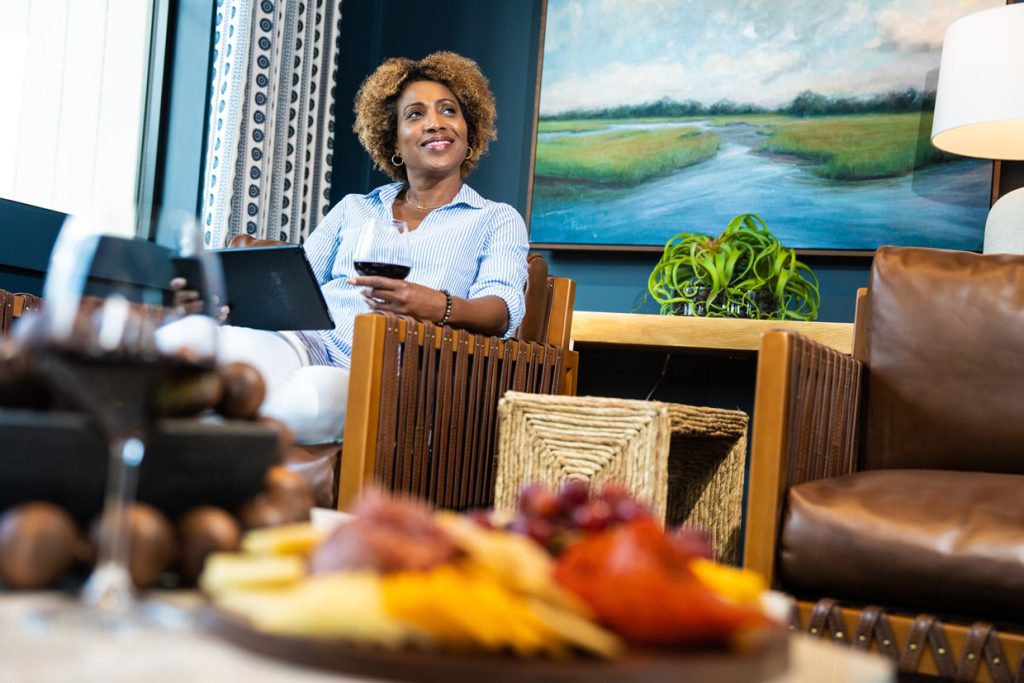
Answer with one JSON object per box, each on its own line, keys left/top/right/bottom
{"left": 863, "top": 246, "right": 1024, "bottom": 473}
{"left": 779, "top": 469, "right": 1024, "bottom": 623}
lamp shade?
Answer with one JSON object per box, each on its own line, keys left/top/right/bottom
{"left": 931, "top": 3, "right": 1024, "bottom": 160}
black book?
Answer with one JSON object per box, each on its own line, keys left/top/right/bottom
{"left": 173, "top": 245, "right": 334, "bottom": 331}
{"left": 78, "top": 237, "right": 332, "bottom": 332}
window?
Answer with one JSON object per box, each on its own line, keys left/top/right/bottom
{"left": 0, "top": 0, "right": 155, "bottom": 218}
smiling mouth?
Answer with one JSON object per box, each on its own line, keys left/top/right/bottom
{"left": 422, "top": 138, "right": 453, "bottom": 151}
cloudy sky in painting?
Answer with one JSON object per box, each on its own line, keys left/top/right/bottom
{"left": 538, "top": 0, "right": 1003, "bottom": 114}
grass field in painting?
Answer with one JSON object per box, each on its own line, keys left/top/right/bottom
{"left": 756, "top": 112, "right": 953, "bottom": 180}
{"left": 535, "top": 113, "right": 951, "bottom": 187}
{"left": 534, "top": 125, "right": 720, "bottom": 185}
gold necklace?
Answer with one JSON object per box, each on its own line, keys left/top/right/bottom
{"left": 404, "top": 192, "right": 450, "bottom": 211}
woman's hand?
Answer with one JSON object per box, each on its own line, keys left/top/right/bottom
{"left": 348, "top": 276, "right": 510, "bottom": 336}
{"left": 170, "top": 277, "right": 204, "bottom": 314}
{"left": 348, "top": 275, "right": 447, "bottom": 322}
{"left": 170, "top": 278, "right": 231, "bottom": 322}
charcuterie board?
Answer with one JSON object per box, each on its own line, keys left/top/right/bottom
{"left": 205, "top": 607, "right": 789, "bottom": 683}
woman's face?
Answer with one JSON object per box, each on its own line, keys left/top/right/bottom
{"left": 394, "top": 80, "right": 469, "bottom": 182}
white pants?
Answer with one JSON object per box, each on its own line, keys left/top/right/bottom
{"left": 158, "top": 319, "right": 349, "bottom": 444}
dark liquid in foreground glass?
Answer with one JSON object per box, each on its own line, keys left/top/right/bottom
{"left": 353, "top": 262, "right": 411, "bottom": 280}
{"left": 34, "top": 347, "right": 213, "bottom": 437}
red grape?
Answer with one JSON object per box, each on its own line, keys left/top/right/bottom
{"left": 572, "top": 500, "right": 612, "bottom": 532}
{"left": 557, "top": 479, "right": 591, "bottom": 507}
{"left": 611, "top": 498, "right": 652, "bottom": 523}
{"left": 518, "top": 483, "right": 562, "bottom": 520}
{"left": 503, "top": 479, "right": 715, "bottom": 560}
{"left": 524, "top": 518, "right": 556, "bottom": 548}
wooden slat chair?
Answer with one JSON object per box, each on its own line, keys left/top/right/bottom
{"left": 338, "top": 253, "right": 577, "bottom": 510}
{"left": 744, "top": 246, "right": 1024, "bottom": 682}
{"left": 0, "top": 291, "right": 43, "bottom": 337}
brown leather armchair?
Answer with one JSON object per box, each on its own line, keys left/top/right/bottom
{"left": 744, "top": 246, "right": 1024, "bottom": 682}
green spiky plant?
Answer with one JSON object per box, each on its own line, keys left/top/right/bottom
{"left": 648, "top": 214, "right": 820, "bottom": 320}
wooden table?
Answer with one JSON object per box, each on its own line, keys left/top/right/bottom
{"left": 571, "top": 312, "right": 854, "bottom": 355}
{"left": 0, "top": 592, "right": 892, "bottom": 683}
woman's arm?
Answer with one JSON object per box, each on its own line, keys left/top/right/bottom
{"left": 345, "top": 277, "right": 509, "bottom": 336}
{"left": 303, "top": 201, "right": 346, "bottom": 285}
{"left": 346, "top": 202, "right": 527, "bottom": 336}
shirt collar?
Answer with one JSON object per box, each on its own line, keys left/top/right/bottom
{"left": 372, "top": 182, "right": 485, "bottom": 210}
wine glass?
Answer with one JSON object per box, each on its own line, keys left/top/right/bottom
{"left": 352, "top": 217, "right": 412, "bottom": 293}
{"left": 16, "top": 207, "right": 224, "bottom": 631}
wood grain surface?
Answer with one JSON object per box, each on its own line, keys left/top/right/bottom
{"left": 571, "top": 312, "right": 853, "bottom": 355}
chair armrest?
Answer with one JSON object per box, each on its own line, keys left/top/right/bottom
{"left": 743, "top": 330, "right": 863, "bottom": 585}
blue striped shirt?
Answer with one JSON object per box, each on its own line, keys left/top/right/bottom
{"left": 294, "top": 182, "right": 528, "bottom": 369}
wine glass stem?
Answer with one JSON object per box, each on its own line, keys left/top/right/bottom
{"left": 81, "top": 436, "right": 145, "bottom": 615}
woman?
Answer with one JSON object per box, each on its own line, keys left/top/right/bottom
{"left": 214, "top": 51, "right": 528, "bottom": 443}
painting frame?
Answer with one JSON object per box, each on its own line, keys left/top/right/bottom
{"left": 524, "top": 0, "right": 1005, "bottom": 255}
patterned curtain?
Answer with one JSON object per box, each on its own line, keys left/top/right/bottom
{"left": 201, "top": 0, "right": 343, "bottom": 248}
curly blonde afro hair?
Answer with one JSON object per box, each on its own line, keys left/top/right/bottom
{"left": 353, "top": 51, "right": 497, "bottom": 183}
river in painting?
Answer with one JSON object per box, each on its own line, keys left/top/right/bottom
{"left": 529, "top": 120, "right": 990, "bottom": 250}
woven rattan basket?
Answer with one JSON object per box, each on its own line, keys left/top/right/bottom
{"left": 495, "top": 392, "right": 748, "bottom": 564}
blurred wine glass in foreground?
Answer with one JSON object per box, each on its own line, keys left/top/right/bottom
{"left": 16, "top": 208, "right": 224, "bottom": 631}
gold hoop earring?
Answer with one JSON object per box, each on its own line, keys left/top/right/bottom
{"left": 465, "top": 147, "right": 473, "bottom": 160}
{"left": 391, "top": 154, "right": 404, "bottom": 167}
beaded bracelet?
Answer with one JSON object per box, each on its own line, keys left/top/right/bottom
{"left": 436, "top": 289, "right": 453, "bottom": 326}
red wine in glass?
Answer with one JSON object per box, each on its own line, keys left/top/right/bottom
{"left": 353, "top": 218, "right": 411, "bottom": 289}
{"left": 352, "top": 261, "right": 411, "bottom": 279}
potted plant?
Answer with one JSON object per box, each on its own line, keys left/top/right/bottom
{"left": 647, "top": 214, "right": 820, "bottom": 320}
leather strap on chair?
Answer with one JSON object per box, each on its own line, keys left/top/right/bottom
{"left": 538, "top": 344, "right": 555, "bottom": 394}
{"left": 784, "top": 336, "right": 863, "bottom": 489}
{"left": 479, "top": 336, "right": 502, "bottom": 503}
{"left": 853, "top": 606, "right": 899, "bottom": 659}
{"left": 0, "top": 290, "right": 12, "bottom": 337}
{"left": 395, "top": 319, "right": 420, "bottom": 494}
{"left": 411, "top": 323, "right": 437, "bottom": 499}
{"left": 446, "top": 330, "right": 471, "bottom": 507}
{"left": 462, "top": 334, "right": 486, "bottom": 506}
{"left": 803, "top": 599, "right": 1017, "bottom": 681}
{"left": 807, "top": 598, "right": 848, "bottom": 644}
{"left": 431, "top": 326, "right": 455, "bottom": 503}
{"left": 786, "top": 598, "right": 801, "bottom": 632}
{"left": 898, "top": 614, "right": 955, "bottom": 679}
{"left": 375, "top": 315, "right": 403, "bottom": 491}
{"left": 957, "top": 622, "right": 1012, "bottom": 683}
{"left": 22, "top": 294, "right": 43, "bottom": 315}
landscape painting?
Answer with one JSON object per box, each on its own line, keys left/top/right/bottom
{"left": 529, "top": 0, "right": 1002, "bottom": 250}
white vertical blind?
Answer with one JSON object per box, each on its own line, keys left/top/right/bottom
{"left": 0, "top": 0, "right": 151, "bottom": 217}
